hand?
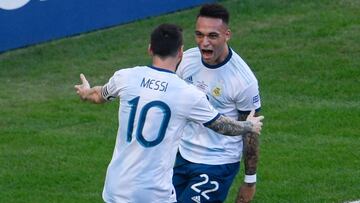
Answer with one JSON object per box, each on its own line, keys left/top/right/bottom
{"left": 236, "top": 183, "right": 256, "bottom": 203}
{"left": 246, "top": 110, "right": 264, "bottom": 134}
{"left": 74, "top": 73, "right": 91, "bottom": 100}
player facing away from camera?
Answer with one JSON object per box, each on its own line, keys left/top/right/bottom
{"left": 173, "top": 4, "right": 263, "bottom": 203}
{"left": 74, "top": 24, "right": 264, "bottom": 203}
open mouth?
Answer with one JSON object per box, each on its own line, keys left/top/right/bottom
{"left": 201, "top": 49, "right": 213, "bottom": 58}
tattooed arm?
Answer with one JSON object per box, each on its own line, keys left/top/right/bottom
{"left": 207, "top": 111, "right": 263, "bottom": 136}
{"left": 240, "top": 111, "right": 260, "bottom": 177}
{"left": 207, "top": 110, "right": 262, "bottom": 202}
{"left": 236, "top": 111, "right": 261, "bottom": 203}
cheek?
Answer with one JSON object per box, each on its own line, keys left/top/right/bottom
{"left": 212, "top": 42, "right": 223, "bottom": 52}
{"left": 195, "top": 39, "right": 202, "bottom": 45}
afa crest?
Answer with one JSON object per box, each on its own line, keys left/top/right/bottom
{"left": 212, "top": 86, "right": 222, "bottom": 97}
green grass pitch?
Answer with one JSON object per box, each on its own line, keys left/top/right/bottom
{"left": 0, "top": 0, "right": 359, "bottom": 202}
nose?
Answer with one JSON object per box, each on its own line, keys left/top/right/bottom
{"left": 201, "top": 36, "right": 210, "bottom": 47}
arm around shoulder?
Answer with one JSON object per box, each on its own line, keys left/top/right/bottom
{"left": 206, "top": 110, "right": 263, "bottom": 136}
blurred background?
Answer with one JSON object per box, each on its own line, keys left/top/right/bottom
{"left": 0, "top": 0, "right": 359, "bottom": 202}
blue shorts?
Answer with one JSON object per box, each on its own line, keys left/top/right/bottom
{"left": 173, "top": 152, "right": 240, "bottom": 203}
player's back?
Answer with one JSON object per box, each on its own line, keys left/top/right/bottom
{"left": 102, "top": 66, "right": 218, "bottom": 203}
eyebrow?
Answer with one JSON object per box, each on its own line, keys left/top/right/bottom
{"left": 195, "top": 31, "right": 220, "bottom": 35}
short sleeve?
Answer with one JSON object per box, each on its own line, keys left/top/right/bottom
{"left": 176, "top": 47, "right": 199, "bottom": 80}
{"left": 188, "top": 91, "right": 220, "bottom": 125}
{"left": 176, "top": 59, "right": 186, "bottom": 79}
{"left": 102, "top": 70, "right": 125, "bottom": 101}
{"left": 235, "top": 82, "right": 261, "bottom": 111}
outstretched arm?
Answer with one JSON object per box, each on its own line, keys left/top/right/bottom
{"left": 236, "top": 111, "right": 261, "bottom": 203}
{"left": 207, "top": 110, "right": 263, "bottom": 136}
{"left": 74, "top": 73, "right": 106, "bottom": 104}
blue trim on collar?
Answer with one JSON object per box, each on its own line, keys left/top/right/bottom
{"left": 148, "top": 65, "right": 175, "bottom": 74}
{"left": 202, "top": 47, "right": 233, "bottom": 69}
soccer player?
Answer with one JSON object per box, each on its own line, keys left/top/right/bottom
{"left": 74, "top": 24, "right": 263, "bottom": 203}
{"left": 173, "top": 4, "right": 262, "bottom": 203}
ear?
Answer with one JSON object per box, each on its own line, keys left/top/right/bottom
{"left": 148, "top": 44, "right": 153, "bottom": 56}
{"left": 179, "top": 45, "right": 184, "bottom": 57}
{"left": 225, "top": 29, "right": 231, "bottom": 42}
{"left": 177, "top": 45, "right": 184, "bottom": 60}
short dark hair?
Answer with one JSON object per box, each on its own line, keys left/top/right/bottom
{"left": 197, "top": 3, "right": 229, "bottom": 25}
{"left": 150, "top": 24, "right": 183, "bottom": 58}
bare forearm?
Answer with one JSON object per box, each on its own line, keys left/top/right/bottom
{"left": 82, "top": 86, "right": 105, "bottom": 104}
{"left": 207, "top": 115, "right": 253, "bottom": 136}
{"left": 236, "top": 112, "right": 261, "bottom": 203}
{"left": 239, "top": 112, "right": 260, "bottom": 176}
{"left": 243, "top": 131, "right": 259, "bottom": 176}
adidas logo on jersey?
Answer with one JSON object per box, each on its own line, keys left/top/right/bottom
{"left": 185, "top": 76, "right": 193, "bottom": 84}
{"left": 191, "top": 195, "right": 201, "bottom": 203}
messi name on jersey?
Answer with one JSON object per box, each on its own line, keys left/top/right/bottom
{"left": 140, "top": 77, "right": 169, "bottom": 92}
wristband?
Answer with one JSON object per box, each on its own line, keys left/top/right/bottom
{"left": 244, "top": 174, "right": 257, "bottom": 183}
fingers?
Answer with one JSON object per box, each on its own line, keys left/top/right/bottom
{"left": 74, "top": 74, "right": 88, "bottom": 99}
{"left": 80, "top": 73, "right": 88, "bottom": 84}
{"left": 255, "top": 120, "right": 263, "bottom": 134}
{"left": 256, "top": 126, "right": 262, "bottom": 135}
{"left": 249, "top": 113, "right": 264, "bottom": 135}
{"left": 237, "top": 184, "right": 255, "bottom": 203}
{"left": 74, "top": 73, "right": 87, "bottom": 90}
{"left": 248, "top": 109, "right": 255, "bottom": 118}
{"left": 74, "top": 85, "right": 81, "bottom": 96}
{"left": 74, "top": 73, "right": 90, "bottom": 93}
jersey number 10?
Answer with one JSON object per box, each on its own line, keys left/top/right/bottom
{"left": 127, "top": 96, "right": 171, "bottom": 147}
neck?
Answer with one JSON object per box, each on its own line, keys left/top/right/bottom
{"left": 152, "top": 56, "right": 178, "bottom": 72}
{"left": 216, "top": 44, "right": 229, "bottom": 64}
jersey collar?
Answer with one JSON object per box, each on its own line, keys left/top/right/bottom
{"left": 148, "top": 65, "right": 175, "bottom": 74}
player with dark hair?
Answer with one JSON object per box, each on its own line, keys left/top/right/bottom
{"left": 75, "top": 23, "right": 263, "bottom": 202}
{"left": 150, "top": 24, "right": 183, "bottom": 58}
{"left": 173, "top": 4, "right": 263, "bottom": 203}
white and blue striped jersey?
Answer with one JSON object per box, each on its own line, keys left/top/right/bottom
{"left": 176, "top": 47, "right": 261, "bottom": 165}
{"left": 101, "top": 65, "right": 220, "bottom": 203}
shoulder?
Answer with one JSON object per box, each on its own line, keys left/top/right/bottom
{"left": 229, "top": 49, "right": 250, "bottom": 70}
{"left": 176, "top": 77, "right": 205, "bottom": 97}
{"left": 107, "top": 66, "right": 146, "bottom": 86}
{"left": 228, "top": 49, "right": 258, "bottom": 85}
{"left": 182, "top": 47, "right": 201, "bottom": 64}
{"left": 184, "top": 47, "right": 201, "bottom": 57}
{"left": 112, "top": 66, "right": 144, "bottom": 76}
{"left": 177, "top": 47, "right": 201, "bottom": 75}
